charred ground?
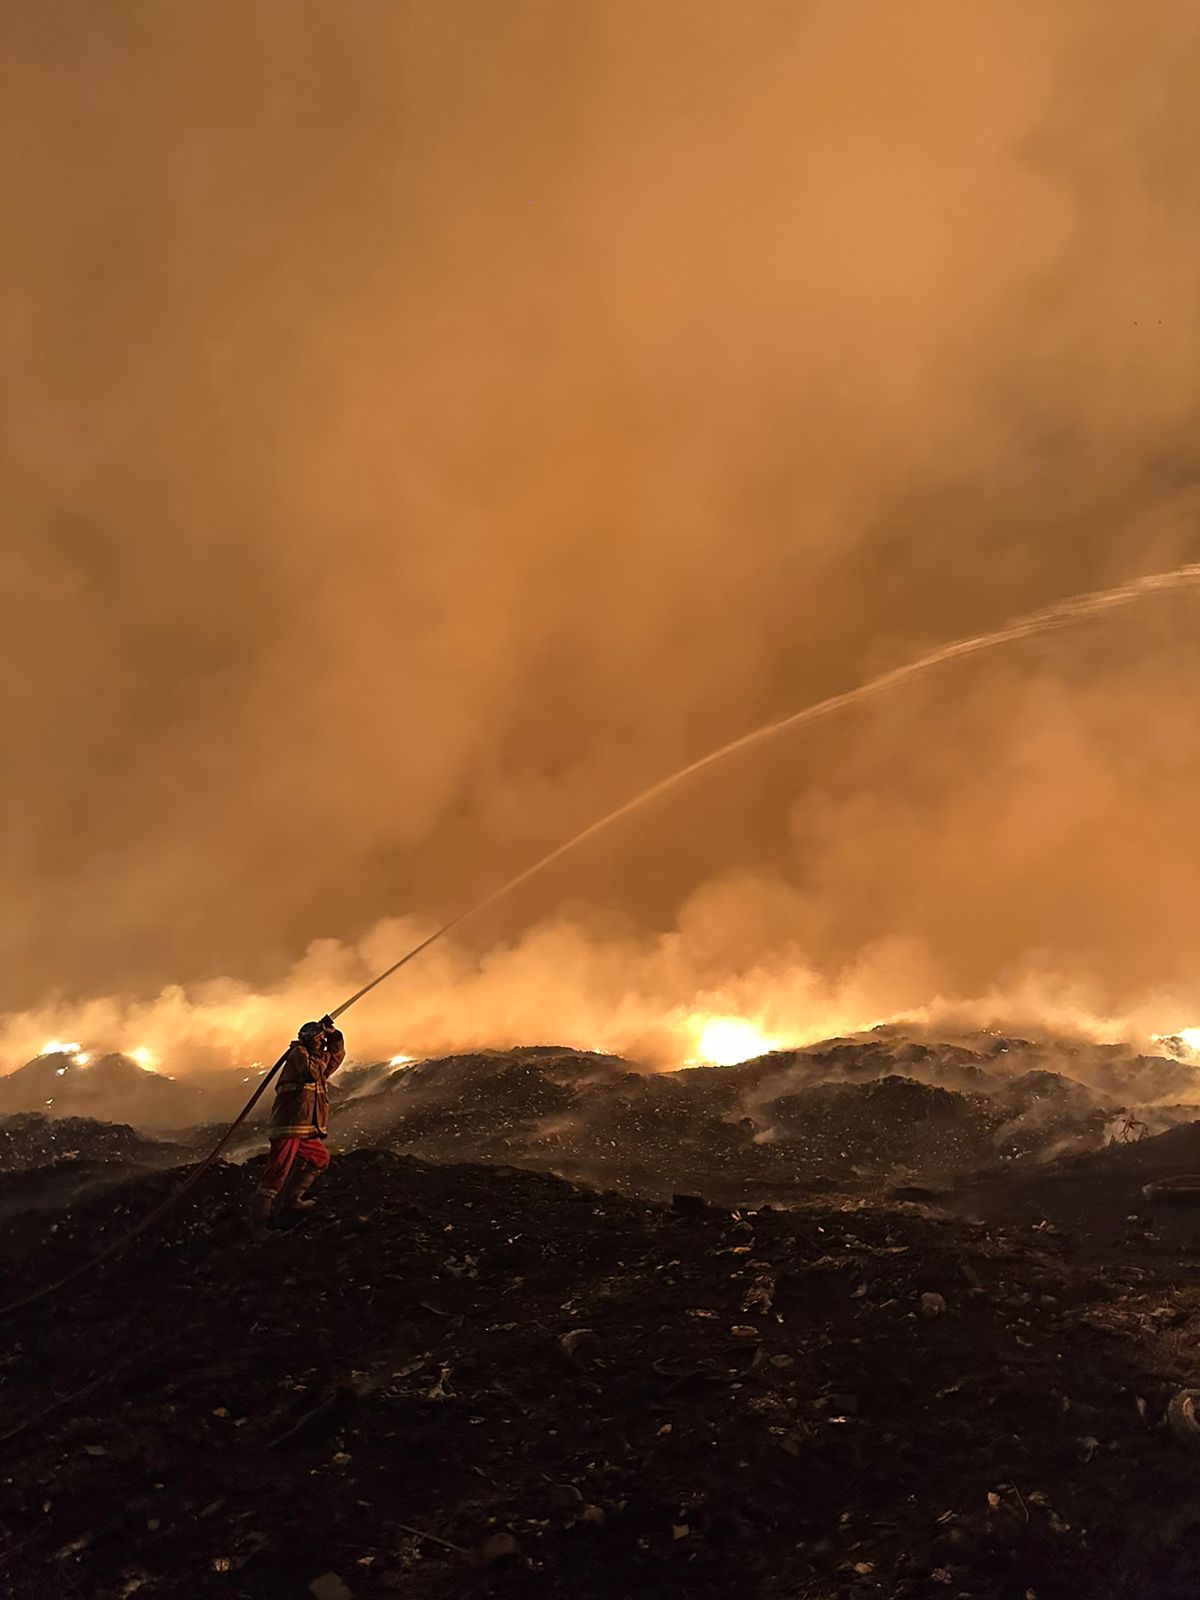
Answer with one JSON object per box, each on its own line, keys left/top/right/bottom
{"left": 4, "top": 1034, "right": 1200, "bottom": 1597}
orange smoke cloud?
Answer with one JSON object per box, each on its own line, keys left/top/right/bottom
{"left": 2, "top": 1, "right": 1198, "bottom": 1056}
{"left": 4, "top": 882, "right": 1199, "bottom": 1098}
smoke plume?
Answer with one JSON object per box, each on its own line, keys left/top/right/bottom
{"left": 3, "top": 1, "right": 1198, "bottom": 1072}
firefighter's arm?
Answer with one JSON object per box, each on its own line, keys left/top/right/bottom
{"left": 322, "top": 1022, "right": 346, "bottom": 1077}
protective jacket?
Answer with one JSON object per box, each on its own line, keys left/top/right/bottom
{"left": 268, "top": 1028, "right": 346, "bottom": 1140}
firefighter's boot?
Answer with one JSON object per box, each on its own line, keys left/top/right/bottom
{"left": 285, "top": 1165, "right": 321, "bottom": 1212}
{"left": 249, "top": 1191, "right": 275, "bottom": 1242}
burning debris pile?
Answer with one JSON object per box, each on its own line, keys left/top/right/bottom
{"left": 5, "top": 1146, "right": 1200, "bottom": 1598}
{"left": 322, "top": 1030, "right": 1199, "bottom": 1203}
{"left": 0, "top": 1050, "right": 207, "bottom": 1131}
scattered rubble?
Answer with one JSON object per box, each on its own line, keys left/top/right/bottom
{"left": 3, "top": 1138, "right": 1200, "bottom": 1596}
{"left": 0, "top": 1113, "right": 185, "bottom": 1175}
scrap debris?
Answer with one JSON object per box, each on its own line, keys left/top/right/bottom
{"left": 3, "top": 1143, "right": 1200, "bottom": 1596}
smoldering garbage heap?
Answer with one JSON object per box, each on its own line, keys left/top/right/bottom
{"left": 5, "top": 1027, "right": 1200, "bottom": 1213}
{"left": 0, "top": 1049, "right": 208, "bottom": 1131}
{"left": 323, "top": 1029, "right": 1200, "bottom": 1203}
{"left": 4, "top": 1149, "right": 1200, "bottom": 1598}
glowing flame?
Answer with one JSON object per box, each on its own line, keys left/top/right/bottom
{"left": 40, "top": 1040, "right": 89, "bottom": 1066}
{"left": 1181, "top": 1029, "right": 1200, "bottom": 1052}
{"left": 389, "top": 1053, "right": 414, "bottom": 1067}
{"left": 692, "top": 1016, "right": 779, "bottom": 1067}
{"left": 128, "top": 1046, "right": 156, "bottom": 1070}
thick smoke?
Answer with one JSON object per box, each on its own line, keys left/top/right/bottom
{"left": 3, "top": 2, "right": 1199, "bottom": 1066}
{"left": 3, "top": 890, "right": 1197, "bottom": 1094}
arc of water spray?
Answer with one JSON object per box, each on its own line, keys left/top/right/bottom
{"left": 3, "top": 561, "right": 1196, "bottom": 1317}
{"left": 330, "top": 560, "right": 1200, "bottom": 1022}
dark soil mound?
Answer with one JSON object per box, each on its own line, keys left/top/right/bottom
{"left": 764, "top": 1074, "right": 998, "bottom": 1177}
{"left": 4, "top": 1149, "right": 1200, "bottom": 1598}
{"left": 0, "top": 1114, "right": 193, "bottom": 1224}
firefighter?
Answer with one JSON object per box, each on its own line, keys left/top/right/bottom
{"left": 250, "top": 1016, "right": 346, "bottom": 1238}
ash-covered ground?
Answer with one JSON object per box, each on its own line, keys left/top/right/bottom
{"left": 5, "top": 1030, "right": 1200, "bottom": 1597}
